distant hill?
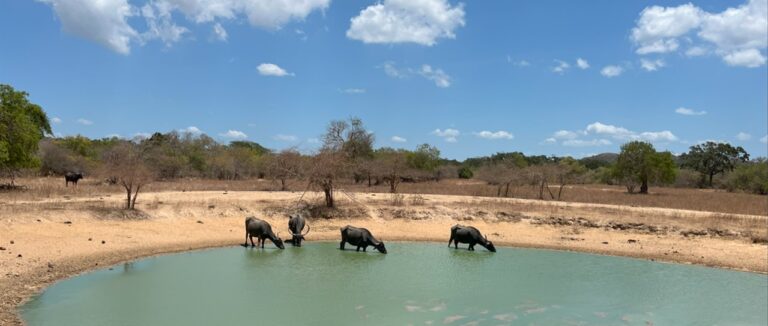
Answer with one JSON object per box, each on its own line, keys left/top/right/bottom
{"left": 579, "top": 153, "right": 618, "bottom": 169}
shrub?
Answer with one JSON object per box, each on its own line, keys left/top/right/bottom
{"left": 458, "top": 166, "right": 473, "bottom": 179}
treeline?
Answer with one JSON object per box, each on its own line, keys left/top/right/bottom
{"left": 2, "top": 84, "right": 766, "bottom": 206}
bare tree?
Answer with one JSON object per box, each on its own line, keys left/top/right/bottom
{"left": 308, "top": 150, "right": 347, "bottom": 207}
{"left": 102, "top": 142, "right": 153, "bottom": 210}
{"left": 265, "top": 149, "right": 303, "bottom": 191}
{"left": 373, "top": 148, "right": 409, "bottom": 193}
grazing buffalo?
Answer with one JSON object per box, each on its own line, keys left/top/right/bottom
{"left": 287, "top": 214, "right": 311, "bottom": 247}
{"left": 243, "top": 217, "right": 285, "bottom": 249}
{"left": 339, "top": 225, "right": 387, "bottom": 254}
{"left": 448, "top": 225, "right": 496, "bottom": 252}
{"left": 65, "top": 172, "right": 83, "bottom": 187}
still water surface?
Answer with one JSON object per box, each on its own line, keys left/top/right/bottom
{"left": 22, "top": 242, "right": 768, "bottom": 325}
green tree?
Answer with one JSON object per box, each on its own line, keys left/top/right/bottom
{"left": 681, "top": 141, "right": 750, "bottom": 187}
{"left": 407, "top": 143, "right": 441, "bottom": 172}
{"left": 0, "top": 84, "right": 51, "bottom": 184}
{"left": 457, "top": 166, "right": 473, "bottom": 179}
{"left": 613, "top": 141, "right": 676, "bottom": 194}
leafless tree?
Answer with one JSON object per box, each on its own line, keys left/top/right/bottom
{"left": 102, "top": 142, "right": 153, "bottom": 210}
{"left": 373, "top": 148, "right": 409, "bottom": 193}
{"left": 308, "top": 150, "right": 347, "bottom": 207}
{"left": 265, "top": 149, "right": 303, "bottom": 191}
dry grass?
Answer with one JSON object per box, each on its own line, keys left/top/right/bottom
{"left": 2, "top": 177, "right": 766, "bottom": 216}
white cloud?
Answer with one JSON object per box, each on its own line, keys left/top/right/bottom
{"left": 544, "top": 138, "right": 557, "bottom": 143}
{"left": 552, "top": 130, "right": 579, "bottom": 140}
{"left": 552, "top": 60, "right": 570, "bottom": 74}
{"left": 40, "top": 0, "right": 138, "bottom": 55}
{"left": 474, "top": 130, "right": 513, "bottom": 140}
{"left": 39, "top": 0, "right": 328, "bottom": 54}
{"left": 722, "top": 48, "right": 767, "bottom": 67}
{"left": 105, "top": 133, "right": 122, "bottom": 139}
{"left": 685, "top": 46, "right": 708, "bottom": 56}
{"left": 346, "top": 0, "right": 465, "bottom": 46}
{"left": 600, "top": 65, "right": 624, "bottom": 77}
{"left": 273, "top": 134, "right": 298, "bottom": 142}
{"left": 382, "top": 61, "right": 406, "bottom": 78}
{"left": 639, "top": 131, "right": 678, "bottom": 142}
{"left": 212, "top": 22, "right": 228, "bottom": 41}
{"left": 761, "top": 135, "right": 768, "bottom": 143}
{"left": 562, "top": 139, "right": 612, "bottom": 147}
{"left": 181, "top": 126, "right": 202, "bottom": 134}
{"left": 432, "top": 128, "right": 459, "bottom": 142}
{"left": 76, "top": 118, "right": 93, "bottom": 126}
{"left": 640, "top": 58, "right": 665, "bottom": 71}
{"left": 631, "top": 0, "right": 768, "bottom": 67}
{"left": 140, "top": 2, "right": 189, "bottom": 47}
{"left": 257, "top": 63, "right": 293, "bottom": 77}
{"left": 419, "top": 65, "right": 451, "bottom": 88}
{"left": 736, "top": 132, "right": 752, "bottom": 141}
{"left": 675, "top": 107, "right": 707, "bottom": 115}
{"left": 586, "top": 122, "right": 633, "bottom": 138}
{"left": 507, "top": 57, "right": 530, "bottom": 67}
{"left": 133, "top": 132, "right": 151, "bottom": 139}
{"left": 51, "top": 117, "right": 62, "bottom": 124}
{"left": 220, "top": 130, "right": 247, "bottom": 139}
{"left": 391, "top": 136, "right": 407, "bottom": 143}
{"left": 576, "top": 58, "right": 590, "bottom": 69}
{"left": 341, "top": 88, "right": 366, "bottom": 94}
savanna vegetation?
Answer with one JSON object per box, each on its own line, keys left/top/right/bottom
{"left": 2, "top": 84, "right": 766, "bottom": 212}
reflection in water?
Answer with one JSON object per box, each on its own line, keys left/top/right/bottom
{"left": 22, "top": 243, "right": 768, "bottom": 326}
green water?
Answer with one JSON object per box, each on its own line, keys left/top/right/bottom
{"left": 22, "top": 243, "right": 768, "bottom": 325}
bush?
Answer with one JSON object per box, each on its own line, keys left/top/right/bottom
{"left": 458, "top": 166, "right": 473, "bottom": 179}
{"left": 723, "top": 161, "right": 768, "bottom": 195}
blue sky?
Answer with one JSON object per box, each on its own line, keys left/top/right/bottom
{"left": 1, "top": 0, "right": 766, "bottom": 160}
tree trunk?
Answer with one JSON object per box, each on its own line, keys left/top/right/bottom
{"left": 639, "top": 179, "right": 649, "bottom": 194}
{"left": 538, "top": 179, "right": 546, "bottom": 199}
{"left": 324, "top": 184, "right": 334, "bottom": 208}
{"left": 557, "top": 184, "right": 565, "bottom": 200}
{"left": 504, "top": 183, "right": 510, "bottom": 197}
{"left": 708, "top": 172, "right": 714, "bottom": 187}
{"left": 280, "top": 178, "right": 286, "bottom": 191}
{"left": 130, "top": 185, "right": 141, "bottom": 210}
{"left": 367, "top": 175, "right": 372, "bottom": 187}
{"left": 125, "top": 187, "right": 132, "bottom": 209}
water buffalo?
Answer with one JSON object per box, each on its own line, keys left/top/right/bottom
{"left": 243, "top": 217, "right": 285, "bottom": 249}
{"left": 287, "top": 214, "right": 311, "bottom": 247}
{"left": 339, "top": 225, "right": 386, "bottom": 254}
{"left": 448, "top": 224, "right": 496, "bottom": 252}
{"left": 65, "top": 172, "right": 83, "bottom": 187}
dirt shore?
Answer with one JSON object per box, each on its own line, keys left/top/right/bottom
{"left": 1, "top": 191, "right": 766, "bottom": 325}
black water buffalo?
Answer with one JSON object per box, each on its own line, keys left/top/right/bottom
{"left": 339, "top": 225, "right": 386, "bottom": 254}
{"left": 448, "top": 224, "right": 496, "bottom": 252}
{"left": 65, "top": 172, "right": 83, "bottom": 187}
{"left": 243, "top": 217, "right": 285, "bottom": 249}
{"left": 287, "top": 214, "right": 311, "bottom": 247}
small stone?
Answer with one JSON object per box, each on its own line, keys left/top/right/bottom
{"left": 197, "top": 220, "right": 204, "bottom": 224}
{"left": 601, "top": 241, "right": 608, "bottom": 245}
{"left": 101, "top": 240, "right": 106, "bottom": 244}
{"left": 17, "top": 254, "right": 22, "bottom": 258}
{"left": 88, "top": 238, "right": 92, "bottom": 241}
{"left": 0, "top": 247, "right": 5, "bottom": 251}
{"left": 10, "top": 240, "right": 14, "bottom": 244}
{"left": 63, "top": 221, "right": 72, "bottom": 224}
{"left": 47, "top": 262, "right": 54, "bottom": 269}
{"left": 627, "top": 239, "right": 638, "bottom": 243}
{"left": 36, "top": 219, "right": 41, "bottom": 222}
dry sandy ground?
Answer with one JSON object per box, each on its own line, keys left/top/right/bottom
{"left": 1, "top": 190, "right": 766, "bottom": 325}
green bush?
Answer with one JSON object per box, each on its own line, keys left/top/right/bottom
{"left": 723, "top": 161, "right": 768, "bottom": 195}
{"left": 457, "top": 166, "right": 473, "bottom": 179}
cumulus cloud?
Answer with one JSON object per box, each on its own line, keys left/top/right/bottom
{"left": 341, "top": 88, "right": 366, "bottom": 94}
{"left": 432, "top": 128, "right": 459, "bottom": 142}
{"left": 181, "top": 126, "right": 202, "bottom": 134}
{"left": 273, "top": 134, "right": 298, "bottom": 142}
{"left": 576, "top": 58, "right": 590, "bottom": 69}
{"left": 736, "top": 132, "right": 752, "bottom": 141}
{"left": 507, "top": 57, "right": 530, "bottom": 67}
{"left": 220, "top": 130, "right": 247, "bottom": 139}
{"left": 639, "top": 131, "right": 678, "bottom": 142}
{"left": 76, "top": 118, "right": 93, "bottom": 125}
{"left": 552, "top": 130, "right": 579, "bottom": 140}
{"left": 391, "top": 136, "right": 407, "bottom": 143}
{"left": 761, "top": 135, "right": 768, "bottom": 144}
{"left": 631, "top": 0, "right": 768, "bottom": 67}
{"left": 474, "top": 130, "right": 513, "bottom": 140}
{"left": 257, "top": 63, "right": 293, "bottom": 77}
{"left": 346, "top": 0, "right": 465, "bottom": 46}
{"left": 51, "top": 117, "right": 62, "bottom": 124}
{"left": 39, "top": 0, "right": 328, "bottom": 54}
{"left": 419, "top": 65, "right": 451, "bottom": 88}
{"left": 585, "top": 122, "right": 678, "bottom": 142}
{"left": 675, "top": 107, "right": 707, "bottom": 115}
{"left": 39, "top": 0, "right": 138, "bottom": 54}
{"left": 552, "top": 60, "right": 570, "bottom": 74}
{"left": 600, "top": 65, "right": 624, "bottom": 77}
{"left": 133, "top": 132, "right": 151, "bottom": 139}
{"left": 640, "top": 58, "right": 665, "bottom": 71}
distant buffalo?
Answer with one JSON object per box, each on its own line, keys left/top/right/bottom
{"left": 449, "top": 225, "right": 496, "bottom": 252}
{"left": 65, "top": 172, "right": 83, "bottom": 187}
{"left": 340, "top": 225, "right": 386, "bottom": 254}
{"left": 287, "top": 214, "right": 310, "bottom": 247}
{"left": 244, "top": 217, "right": 285, "bottom": 249}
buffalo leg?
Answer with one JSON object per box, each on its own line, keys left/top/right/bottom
{"left": 469, "top": 242, "right": 475, "bottom": 251}
{"left": 260, "top": 237, "right": 266, "bottom": 248}
{"left": 339, "top": 240, "right": 346, "bottom": 250}
{"left": 448, "top": 238, "right": 452, "bottom": 247}
{"left": 249, "top": 235, "right": 256, "bottom": 247}
{"left": 454, "top": 242, "right": 459, "bottom": 249}
{"left": 363, "top": 246, "right": 367, "bottom": 252}
{"left": 356, "top": 246, "right": 361, "bottom": 252}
